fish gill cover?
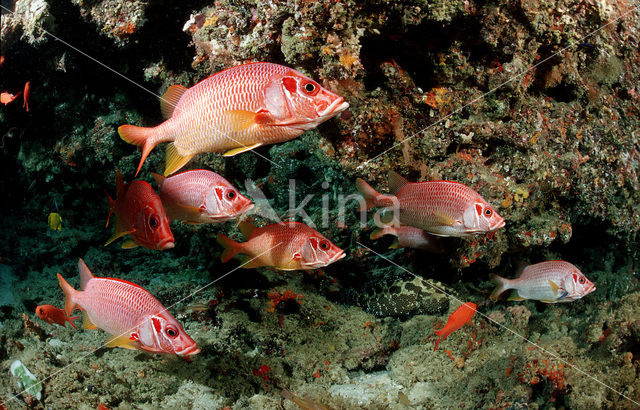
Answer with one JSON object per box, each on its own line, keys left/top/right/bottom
{"left": 0, "top": 0, "right": 639, "bottom": 408}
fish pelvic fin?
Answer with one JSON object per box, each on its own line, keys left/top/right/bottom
{"left": 223, "top": 142, "right": 263, "bottom": 157}
{"left": 104, "top": 228, "right": 134, "bottom": 247}
{"left": 57, "top": 273, "right": 79, "bottom": 317}
{"left": 370, "top": 227, "right": 392, "bottom": 240}
{"left": 355, "top": 178, "right": 396, "bottom": 211}
{"left": 118, "top": 124, "right": 157, "bottom": 176}
{"left": 388, "top": 171, "right": 410, "bottom": 195}
{"left": 105, "top": 334, "right": 142, "bottom": 350}
{"left": 217, "top": 233, "right": 242, "bottom": 263}
{"left": 489, "top": 273, "right": 512, "bottom": 301}
{"left": 160, "top": 84, "right": 187, "bottom": 119}
{"left": 121, "top": 239, "right": 139, "bottom": 249}
{"left": 165, "top": 142, "right": 194, "bottom": 176}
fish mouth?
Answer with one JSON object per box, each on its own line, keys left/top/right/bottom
{"left": 492, "top": 219, "right": 506, "bottom": 230}
{"left": 331, "top": 251, "right": 346, "bottom": 263}
{"left": 178, "top": 344, "right": 201, "bottom": 356}
{"left": 586, "top": 284, "right": 596, "bottom": 295}
{"left": 158, "top": 238, "right": 175, "bottom": 250}
{"left": 318, "top": 98, "right": 349, "bottom": 118}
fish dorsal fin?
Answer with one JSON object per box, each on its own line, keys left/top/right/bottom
{"left": 160, "top": 84, "right": 187, "bottom": 120}
{"left": 78, "top": 258, "right": 95, "bottom": 291}
{"left": 165, "top": 142, "right": 194, "bottom": 176}
{"left": 238, "top": 221, "right": 257, "bottom": 239}
{"left": 223, "top": 142, "right": 263, "bottom": 157}
{"left": 151, "top": 172, "right": 166, "bottom": 188}
{"left": 82, "top": 311, "right": 98, "bottom": 330}
{"left": 388, "top": 171, "right": 410, "bottom": 195}
{"left": 105, "top": 334, "right": 141, "bottom": 350}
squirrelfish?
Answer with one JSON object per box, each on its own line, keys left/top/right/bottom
{"left": 152, "top": 169, "right": 253, "bottom": 224}
{"left": 105, "top": 171, "right": 174, "bottom": 250}
{"left": 57, "top": 259, "right": 200, "bottom": 356}
{"left": 118, "top": 62, "right": 349, "bottom": 176}
{"left": 217, "top": 221, "right": 345, "bottom": 270}
{"left": 0, "top": 91, "right": 20, "bottom": 105}
{"left": 370, "top": 225, "right": 445, "bottom": 253}
{"left": 356, "top": 171, "right": 505, "bottom": 237}
{"left": 36, "top": 304, "right": 79, "bottom": 329}
{"left": 490, "top": 260, "right": 595, "bottom": 303}
{"left": 434, "top": 302, "right": 476, "bottom": 351}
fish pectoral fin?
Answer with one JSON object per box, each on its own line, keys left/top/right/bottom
{"left": 434, "top": 211, "right": 459, "bottom": 227}
{"left": 121, "top": 239, "right": 139, "bottom": 249}
{"left": 176, "top": 203, "right": 204, "bottom": 214}
{"left": 105, "top": 335, "right": 142, "bottom": 350}
{"left": 223, "top": 142, "right": 263, "bottom": 157}
{"left": 104, "top": 229, "right": 135, "bottom": 246}
{"left": 82, "top": 312, "right": 98, "bottom": 330}
{"left": 165, "top": 142, "right": 194, "bottom": 176}
{"left": 548, "top": 280, "right": 560, "bottom": 296}
{"left": 224, "top": 109, "right": 275, "bottom": 131}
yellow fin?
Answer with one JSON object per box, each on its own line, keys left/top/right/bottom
{"left": 104, "top": 229, "right": 134, "bottom": 246}
{"left": 540, "top": 300, "right": 556, "bottom": 304}
{"left": 223, "top": 142, "right": 263, "bottom": 157}
{"left": 224, "top": 110, "right": 259, "bottom": 131}
{"left": 548, "top": 280, "right": 559, "bottom": 296}
{"left": 507, "top": 290, "right": 524, "bottom": 301}
{"left": 238, "top": 221, "right": 257, "bottom": 239}
{"left": 105, "top": 335, "right": 140, "bottom": 350}
{"left": 165, "top": 142, "right": 194, "bottom": 176}
{"left": 121, "top": 239, "right": 139, "bottom": 249}
{"left": 388, "top": 238, "right": 400, "bottom": 249}
{"left": 435, "top": 211, "right": 457, "bottom": 226}
{"left": 160, "top": 84, "right": 187, "bottom": 119}
{"left": 82, "top": 312, "right": 98, "bottom": 330}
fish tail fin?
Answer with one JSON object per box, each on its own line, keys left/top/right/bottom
{"left": 217, "top": 234, "right": 242, "bottom": 263}
{"left": 355, "top": 178, "right": 395, "bottom": 211}
{"left": 57, "top": 273, "right": 79, "bottom": 317}
{"left": 67, "top": 315, "right": 80, "bottom": 330}
{"left": 118, "top": 124, "right": 157, "bottom": 176}
{"left": 105, "top": 189, "right": 115, "bottom": 227}
{"left": 489, "top": 274, "right": 511, "bottom": 301}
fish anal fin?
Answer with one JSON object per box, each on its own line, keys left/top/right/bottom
{"left": 160, "top": 84, "right": 187, "bottom": 119}
{"left": 507, "top": 290, "right": 525, "bottom": 301}
{"left": 165, "top": 142, "right": 194, "bottom": 176}
{"left": 105, "top": 335, "right": 141, "bottom": 350}
{"left": 223, "top": 142, "right": 263, "bottom": 157}
{"left": 82, "top": 312, "right": 98, "bottom": 330}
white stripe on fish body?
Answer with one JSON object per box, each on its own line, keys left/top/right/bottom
{"left": 75, "top": 277, "right": 165, "bottom": 336}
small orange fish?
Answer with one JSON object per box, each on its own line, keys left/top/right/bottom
{"left": 23, "top": 81, "right": 30, "bottom": 112}
{"left": 0, "top": 55, "right": 4, "bottom": 67}
{"left": 1, "top": 91, "right": 21, "bottom": 105}
{"left": 36, "top": 304, "right": 79, "bottom": 329}
{"left": 433, "top": 302, "right": 476, "bottom": 351}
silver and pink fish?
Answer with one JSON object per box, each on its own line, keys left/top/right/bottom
{"left": 370, "top": 225, "right": 445, "bottom": 253}
{"left": 490, "top": 260, "right": 596, "bottom": 303}
{"left": 356, "top": 171, "right": 505, "bottom": 237}
{"left": 152, "top": 169, "right": 253, "bottom": 224}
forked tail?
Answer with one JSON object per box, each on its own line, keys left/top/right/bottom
{"left": 489, "top": 274, "right": 511, "bottom": 301}
{"left": 57, "top": 273, "right": 79, "bottom": 317}
{"left": 216, "top": 234, "right": 242, "bottom": 263}
{"left": 355, "top": 178, "right": 396, "bottom": 211}
{"left": 118, "top": 125, "right": 157, "bottom": 176}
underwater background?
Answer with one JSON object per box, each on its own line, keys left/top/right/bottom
{"left": 1, "top": 0, "right": 639, "bottom": 408}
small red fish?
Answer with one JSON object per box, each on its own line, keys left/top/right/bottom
{"left": 1, "top": 91, "right": 21, "bottom": 105}
{"left": 370, "top": 225, "right": 445, "bottom": 252}
{"left": 36, "top": 304, "right": 79, "bottom": 329}
{"left": 433, "top": 302, "right": 476, "bottom": 351}
{"left": 23, "top": 81, "right": 30, "bottom": 112}
{"left": 57, "top": 259, "right": 200, "bottom": 356}
{"left": 357, "top": 171, "right": 505, "bottom": 237}
{"left": 152, "top": 169, "right": 253, "bottom": 224}
{"left": 105, "top": 171, "right": 174, "bottom": 250}
{"left": 118, "top": 62, "right": 349, "bottom": 176}
{"left": 217, "top": 221, "right": 345, "bottom": 270}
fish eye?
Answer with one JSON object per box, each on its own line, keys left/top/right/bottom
{"left": 303, "top": 82, "right": 317, "bottom": 94}
{"left": 484, "top": 208, "right": 493, "bottom": 217}
{"left": 319, "top": 240, "right": 329, "bottom": 250}
{"left": 579, "top": 277, "right": 585, "bottom": 284}
{"left": 226, "top": 190, "right": 236, "bottom": 200}
{"left": 166, "top": 325, "right": 179, "bottom": 338}
{"left": 149, "top": 215, "right": 159, "bottom": 228}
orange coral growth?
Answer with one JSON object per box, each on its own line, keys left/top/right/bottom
{"left": 266, "top": 290, "right": 303, "bottom": 313}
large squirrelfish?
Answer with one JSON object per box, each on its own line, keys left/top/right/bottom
{"left": 217, "top": 221, "right": 345, "bottom": 270}
{"left": 57, "top": 259, "right": 200, "bottom": 356}
{"left": 370, "top": 225, "right": 445, "bottom": 252}
{"left": 356, "top": 171, "right": 505, "bottom": 237}
{"left": 490, "top": 260, "right": 596, "bottom": 303}
{"left": 118, "top": 62, "right": 349, "bottom": 176}
{"left": 105, "top": 171, "right": 174, "bottom": 250}
{"left": 152, "top": 170, "right": 253, "bottom": 224}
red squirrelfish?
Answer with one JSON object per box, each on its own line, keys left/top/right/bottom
{"left": 217, "top": 221, "right": 345, "bottom": 270}
{"left": 434, "top": 302, "right": 476, "bottom": 351}
{"left": 36, "top": 304, "right": 79, "bottom": 329}
{"left": 370, "top": 225, "right": 445, "bottom": 253}
{"left": 490, "top": 260, "right": 595, "bottom": 303}
{"left": 152, "top": 169, "right": 253, "bottom": 224}
{"left": 57, "top": 259, "right": 200, "bottom": 356}
{"left": 1, "top": 91, "right": 20, "bottom": 105}
{"left": 105, "top": 171, "right": 174, "bottom": 250}
{"left": 356, "top": 171, "right": 505, "bottom": 237}
{"left": 118, "top": 62, "right": 349, "bottom": 176}
{"left": 23, "top": 81, "right": 30, "bottom": 112}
